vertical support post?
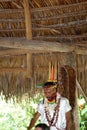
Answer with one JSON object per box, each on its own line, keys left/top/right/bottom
{"left": 73, "top": 88, "right": 80, "bottom": 130}
{"left": 23, "top": 0, "right": 32, "bottom": 39}
{"left": 27, "top": 53, "right": 32, "bottom": 78}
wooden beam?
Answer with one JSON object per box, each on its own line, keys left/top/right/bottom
{"left": 0, "top": 0, "right": 15, "bottom": 2}
{"left": 0, "top": 9, "right": 23, "bottom": 13}
{"left": 23, "top": 0, "right": 32, "bottom": 40}
{"left": 31, "top": 2, "right": 87, "bottom": 12}
{"left": 0, "top": 38, "right": 86, "bottom": 54}
{"left": 33, "top": 24, "right": 86, "bottom": 31}
{"left": 0, "top": 49, "right": 28, "bottom": 56}
{"left": 0, "top": 67, "right": 27, "bottom": 72}
{"left": 0, "top": 38, "right": 75, "bottom": 53}
{"left": 0, "top": 19, "right": 25, "bottom": 22}
{"left": 33, "top": 34, "right": 87, "bottom": 42}
{"left": 33, "top": 19, "right": 87, "bottom": 28}
{"left": 0, "top": 29, "right": 25, "bottom": 32}
{"left": 32, "top": 10, "right": 87, "bottom": 21}
{"left": 0, "top": 48, "right": 50, "bottom": 56}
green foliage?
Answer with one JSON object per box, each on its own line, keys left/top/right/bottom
{"left": 78, "top": 96, "right": 87, "bottom": 130}
{"left": 0, "top": 94, "right": 86, "bottom": 130}
{"left": 0, "top": 94, "right": 42, "bottom": 130}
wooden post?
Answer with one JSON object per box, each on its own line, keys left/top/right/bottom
{"left": 23, "top": 0, "right": 32, "bottom": 39}
{"left": 73, "top": 88, "right": 80, "bottom": 130}
{"left": 27, "top": 53, "right": 32, "bottom": 78}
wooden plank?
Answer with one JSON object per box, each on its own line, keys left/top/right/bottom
{"left": 23, "top": 0, "right": 32, "bottom": 40}
{"left": 0, "top": 38, "right": 86, "bottom": 54}
{"left": 0, "top": 38, "right": 75, "bottom": 52}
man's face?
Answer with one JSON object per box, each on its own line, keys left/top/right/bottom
{"left": 35, "top": 128, "right": 42, "bottom": 130}
{"left": 42, "top": 85, "right": 56, "bottom": 98}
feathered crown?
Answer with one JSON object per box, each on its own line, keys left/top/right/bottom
{"left": 48, "top": 61, "right": 57, "bottom": 83}
{"left": 36, "top": 61, "right": 58, "bottom": 88}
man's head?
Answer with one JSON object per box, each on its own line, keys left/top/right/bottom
{"left": 42, "top": 81, "right": 58, "bottom": 99}
{"left": 35, "top": 123, "right": 50, "bottom": 130}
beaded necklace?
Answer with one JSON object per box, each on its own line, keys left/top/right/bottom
{"left": 44, "top": 93, "right": 61, "bottom": 130}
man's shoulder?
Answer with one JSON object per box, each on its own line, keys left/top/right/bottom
{"left": 61, "top": 96, "right": 67, "bottom": 100}
{"left": 60, "top": 96, "right": 69, "bottom": 103}
{"left": 38, "top": 99, "right": 44, "bottom": 105}
{"left": 37, "top": 99, "right": 45, "bottom": 111}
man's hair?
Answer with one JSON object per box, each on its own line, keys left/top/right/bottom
{"left": 35, "top": 123, "right": 50, "bottom": 130}
{"left": 43, "top": 81, "right": 57, "bottom": 87}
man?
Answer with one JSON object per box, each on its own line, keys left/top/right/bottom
{"left": 35, "top": 123, "right": 50, "bottom": 130}
{"left": 27, "top": 81, "right": 72, "bottom": 130}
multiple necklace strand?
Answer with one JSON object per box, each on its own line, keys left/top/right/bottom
{"left": 44, "top": 94, "right": 61, "bottom": 130}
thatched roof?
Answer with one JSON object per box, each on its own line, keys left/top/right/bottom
{"left": 0, "top": 0, "right": 87, "bottom": 102}
{"left": 0, "top": 0, "right": 86, "bottom": 44}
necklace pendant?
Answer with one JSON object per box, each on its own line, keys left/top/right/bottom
{"left": 51, "top": 120, "right": 53, "bottom": 124}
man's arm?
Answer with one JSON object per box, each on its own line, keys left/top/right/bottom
{"left": 66, "top": 111, "right": 73, "bottom": 130}
{"left": 27, "top": 111, "right": 41, "bottom": 130}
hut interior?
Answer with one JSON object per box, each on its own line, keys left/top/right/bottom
{"left": 0, "top": 0, "right": 87, "bottom": 129}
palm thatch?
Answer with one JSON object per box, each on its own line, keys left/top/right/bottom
{"left": 0, "top": 1, "right": 86, "bottom": 129}
{"left": 0, "top": 0, "right": 86, "bottom": 103}
{"left": 0, "top": 0, "right": 86, "bottom": 42}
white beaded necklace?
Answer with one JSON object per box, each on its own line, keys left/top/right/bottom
{"left": 44, "top": 93, "right": 61, "bottom": 129}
